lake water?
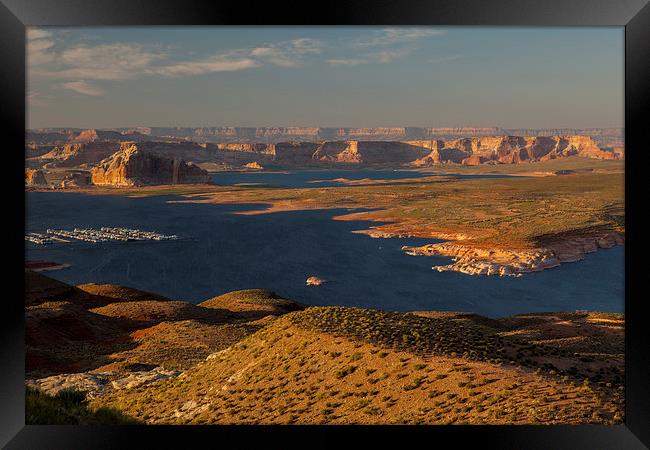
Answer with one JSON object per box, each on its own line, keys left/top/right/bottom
{"left": 25, "top": 172, "right": 624, "bottom": 318}
{"left": 210, "top": 169, "right": 518, "bottom": 188}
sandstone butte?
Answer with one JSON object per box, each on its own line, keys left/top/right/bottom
{"left": 25, "top": 168, "right": 47, "bottom": 187}
{"left": 90, "top": 143, "right": 211, "bottom": 187}
{"left": 39, "top": 142, "right": 121, "bottom": 168}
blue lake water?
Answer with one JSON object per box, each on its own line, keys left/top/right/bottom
{"left": 25, "top": 172, "right": 624, "bottom": 318}
{"left": 210, "top": 169, "right": 517, "bottom": 188}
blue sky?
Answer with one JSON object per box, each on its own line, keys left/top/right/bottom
{"left": 27, "top": 26, "right": 624, "bottom": 129}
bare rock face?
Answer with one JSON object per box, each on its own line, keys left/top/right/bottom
{"left": 26, "top": 366, "right": 181, "bottom": 400}
{"left": 59, "top": 172, "right": 91, "bottom": 188}
{"left": 244, "top": 162, "right": 264, "bottom": 170}
{"left": 39, "top": 142, "right": 121, "bottom": 168}
{"left": 29, "top": 134, "right": 621, "bottom": 173}
{"left": 409, "top": 135, "right": 618, "bottom": 167}
{"left": 90, "top": 144, "right": 211, "bottom": 187}
{"left": 312, "top": 141, "right": 362, "bottom": 163}
{"left": 72, "top": 128, "right": 149, "bottom": 143}
{"left": 25, "top": 169, "right": 48, "bottom": 187}
{"left": 306, "top": 276, "right": 326, "bottom": 286}
{"left": 461, "top": 155, "right": 484, "bottom": 166}
{"left": 123, "top": 126, "right": 510, "bottom": 143}
{"left": 401, "top": 230, "right": 624, "bottom": 277}
{"left": 26, "top": 144, "right": 55, "bottom": 159}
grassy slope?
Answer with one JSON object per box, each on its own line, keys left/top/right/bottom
{"left": 26, "top": 386, "right": 139, "bottom": 425}
{"left": 92, "top": 307, "right": 623, "bottom": 425}
{"left": 27, "top": 274, "right": 624, "bottom": 425}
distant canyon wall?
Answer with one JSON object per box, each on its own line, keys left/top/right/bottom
{"left": 31, "top": 135, "right": 621, "bottom": 176}
{"left": 27, "top": 127, "right": 624, "bottom": 147}
{"left": 207, "top": 135, "right": 620, "bottom": 166}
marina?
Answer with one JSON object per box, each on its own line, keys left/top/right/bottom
{"left": 26, "top": 227, "right": 179, "bottom": 245}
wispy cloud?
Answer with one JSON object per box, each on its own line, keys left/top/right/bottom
{"left": 29, "top": 33, "right": 326, "bottom": 96}
{"left": 147, "top": 55, "right": 260, "bottom": 77}
{"left": 148, "top": 38, "right": 321, "bottom": 76}
{"left": 369, "top": 48, "right": 412, "bottom": 63}
{"left": 27, "top": 28, "right": 56, "bottom": 66}
{"left": 27, "top": 28, "right": 52, "bottom": 40}
{"left": 327, "top": 28, "right": 443, "bottom": 66}
{"left": 249, "top": 38, "right": 323, "bottom": 67}
{"left": 326, "top": 47, "right": 415, "bottom": 66}
{"left": 326, "top": 58, "right": 369, "bottom": 66}
{"left": 28, "top": 28, "right": 441, "bottom": 97}
{"left": 60, "top": 80, "right": 106, "bottom": 96}
{"left": 27, "top": 91, "right": 50, "bottom": 107}
{"left": 429, "top": 54, "right": 463, "bottom": 64}
{"left": 62, "top": 44, "right": 164, "bottom": 80}
{"left": 353, "top": 27, "right": 445, "bottom": 48}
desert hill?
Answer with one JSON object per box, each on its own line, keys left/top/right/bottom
{"left": 25, "top": 273, "right": 623, "bottom": 425}
{"left": 199, "top": 289, "right": 306, "bottom": 321}
{"left": 77, "top": 283, "right": 172, "bottom": 302}
{"left": 93, "top": 307, "right": 623, "bottom": 425}
{"left": 25, "top": 272, "right": 302, "bottom": 380}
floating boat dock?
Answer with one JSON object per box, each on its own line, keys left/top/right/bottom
{"left": 25, "top": 227, "right": 179, "bottom": 245}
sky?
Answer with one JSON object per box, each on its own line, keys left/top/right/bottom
{"left": 27, "top": 26, "right": 624, "bottom": 129}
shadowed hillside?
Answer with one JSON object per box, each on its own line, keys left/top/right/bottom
{"left": 24, "top": 273, "right": 623, "bottom": 425}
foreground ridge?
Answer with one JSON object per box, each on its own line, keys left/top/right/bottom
{"left": 25, "top": 273, "right": 624, "bottom": 425}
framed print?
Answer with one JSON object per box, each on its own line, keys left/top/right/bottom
{"left": 2, "top": 0, "right": 649, "bottom": 448}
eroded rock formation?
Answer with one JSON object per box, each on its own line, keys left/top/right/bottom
{"left": 411, "top": 135, "right": 618, "bottom": 167}
{"left": 90, "top": 144, "right": 211, "bottom": 186}
{"left": 402, "top": 231, "right": 624, "bottom": 277}
{"left": 26, "top": 134, "right": 622, "bottom": 186}
{"left": 39, "top": 142, "right": 121, "bottom": 168}
{"left": 25, "top": 169, "right": 47, "bottom": 187}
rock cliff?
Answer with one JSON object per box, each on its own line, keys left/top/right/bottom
{"left": 27, "top": 134, "right": 622, "bottom": 174}
{"left": 402, "top": 230, "right": 624, "bottom": 277}
{"left": 39, "top": 142, "right": 121, "bottom": 168}
{"left": 411, "top": 135, "right": 618, "bottom": 167}
{"left": 73, "top": 129, "right": 149, "bottom": 143}
{"left": 27, "top": 126, "right": 624, "bottom": 147}
{"left": 90, "top": 144, "right": 211, "bottom": 187}
{"left": 25, "top": 169, "right": 48, "bottom": 187}
{"left": 139, "top": 126, "right": 509, "bottom": 142}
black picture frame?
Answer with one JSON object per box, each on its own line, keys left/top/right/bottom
{"left": 3, "top": 0, "right": 648, "bottom": 448}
